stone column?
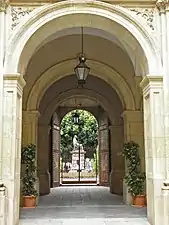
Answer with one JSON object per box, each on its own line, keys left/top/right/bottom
{"left": 22, "top": 110, "right": 40, "bottom": 146}
{"left": 122, "top": 110, "right": 145, "bottom": 170}
{"left": 156, "top": 0, "right": 169, "bottom": 181}
{"left": 0, "top": 0, "right": 8, "bottom": 182}
{"left": 22, "top": 110, "right": 40, "bottom": 204}
{"left": 98, "top": 111, "right": 109, "bottom": 186}
{"left": 140, "top": 75, "right": 165, "bottom": 225}
{"left": 109, "top": 122, "right": 124, "bottom": 195}
{"left": 38, "top": 122, "right": 51, "bottom": 195}
{"left": 2, "top": 74, "right": 25, "bottom": 225}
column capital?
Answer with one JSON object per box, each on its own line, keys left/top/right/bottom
{"left": 156, "top": 0, "right": 169, "bottom": 14}
{"left": 0, "top": 0, "right": 9, "bottom": 12}
{"left": 121, "top": 110, "right": 143, "bottom": 122}
{"left": 140, "top": 75, "right": 163, "bottom": 96}
{"left": 22, "top": 110, "right": 40, "bottom": 124}
{"left": 4, "top": 73, "right": 26, "bottom": 89}
{"left": 23, "top": 110, "right": 40, "bottom": 116}
{"left": 22, "top": 110, "right": 40, "bottom": 145}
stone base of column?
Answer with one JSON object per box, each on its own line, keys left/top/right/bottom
{"left": 53, "top": 181, "right": 60, "bottom": 187}
{"left": 123, "top": 179, "right": 132, "bottom": 204}
{"left": 0, "top": 185, "right": 6, "bottom": 225}
{"left": 109, "top": 170, "right": 124, "bottom": 195}
{"left": 38, "top": 170, "right": 50, "bottom": 195}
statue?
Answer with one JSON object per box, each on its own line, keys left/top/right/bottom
{"left": 71, "top": 135, "right": 86, "bottom": 170}
{"left": 73, "top": 135, "right": 83, "bottom": 150}
{"left": 73, "top": 135, "right": 79, "bottom": 148}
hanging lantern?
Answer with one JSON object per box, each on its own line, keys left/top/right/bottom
{"left": 74, "top": 27, "right": 90, "bottom": 86}
{"left": 74, "top": 54, "right": 90, "bottom": 85}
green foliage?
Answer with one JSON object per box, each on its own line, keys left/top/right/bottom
{"left": 121, "top": 141, "right": 146, "bottom": 196}
{"left": 21, "top": 144, "right": 38, "bottom": 196}
{"left": 60, "top": 110, "right": 98, "bottom": 162}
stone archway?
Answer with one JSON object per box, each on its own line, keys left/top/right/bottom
{"left": 4, "top": 1, "right": 162, "bottom": 75}
{"left": 37, "top": 87, "right": 124, "bottom": 195}
{"left": 1, "top": 1, "right": 165, "bottom": 225}
{"left": 25, "top": 60, "right": 136, "bottom": 111}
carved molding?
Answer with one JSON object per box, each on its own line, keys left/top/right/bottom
{"left": 129, "top": 8, "right": 155, "bottom": 30}
{"left": 0, "top": 0, "right": 9, "bottom": 12}
{"left": 11, "top": 7, "right": 36, "bottom": 29}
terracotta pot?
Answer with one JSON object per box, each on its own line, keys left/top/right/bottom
{"left": 133, "top": 195, "right": 146, "bottom": 207}
{"left": 23, "top": 196, "right": 36, "bottom": 208}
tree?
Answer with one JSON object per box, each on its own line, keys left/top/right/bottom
{"left": 60, "top": 110, "right": 98, "bottom": 163}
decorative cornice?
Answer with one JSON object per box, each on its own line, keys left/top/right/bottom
{"left": 156, "top": 0, "right": 169, "bottom": 13}
{"left": 140, "top": 75, "right": 163, "bottom": 90}
{"left": 0, "top": 0, "right": 9, "bottom": 12}
{"left": 23, "top": 110, "right": 41, "bottom": 117}
{"left": 3, "top": 73, "right": 26, "bottom": 88}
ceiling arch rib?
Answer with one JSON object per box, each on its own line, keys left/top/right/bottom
{"left": 35, "top": 27, "right": 142, "bottom": 77}
{"left": 39, "top": 89, "right": 119, "bottom": 125}
{"left": 25, "top": 59, "right": 136, "bottom": 112}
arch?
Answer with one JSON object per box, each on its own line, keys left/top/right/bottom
{"left": 5, "top": 0, "right": 162, "bottom": 76}
{"left": 25, "top": 59, "right": 136, "bottom": 111}
{"left": 39, "top": 89, "right": 117, "bottom": 125}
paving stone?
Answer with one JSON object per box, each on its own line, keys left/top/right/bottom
{"left": 20, "top": 186, "right": 149, "bottom": 225}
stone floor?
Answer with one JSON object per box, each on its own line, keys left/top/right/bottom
{"left": 19, "top": 186, "right": 150, "bottom": 225}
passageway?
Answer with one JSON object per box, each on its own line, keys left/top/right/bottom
{"left": 20, "top": 186, "right": 149, "bottom": 225}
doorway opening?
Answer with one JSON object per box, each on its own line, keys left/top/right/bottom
{"left": 60, "top": 109, "right": 99, "bottom": 185}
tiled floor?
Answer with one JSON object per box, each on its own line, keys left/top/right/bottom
{"left": 19, "top": 186, "right": 150, "bottom": 225}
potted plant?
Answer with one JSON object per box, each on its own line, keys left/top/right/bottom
{"left": 122, "top": 141, "right": 146, "bottom": 206}
{"left": 21, "top": 143, "right": 38, "bottom": 208}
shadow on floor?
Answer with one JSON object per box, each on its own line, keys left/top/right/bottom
{"left": 20, "top": 186, "right": 147, "bottom": 220}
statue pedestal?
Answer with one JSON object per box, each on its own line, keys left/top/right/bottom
{"left": 71, "top": 148, "right": 86, "bottom": 171}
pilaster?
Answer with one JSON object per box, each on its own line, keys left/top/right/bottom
{"left": 2, "top": 74, "right": 25, "bottom": 225}
{"left": 156, "top": 0, "right": 169, "bottom": 180}
{"left": 0, "top": 0, "right": 9, "bottom": 183}
{"left": 109, "top": 121, "right": 124, "bottom": 196}
{"left": 38, "top": 122, "right": 51, "bottom": 195}
{"left": 22, "top": 110, "right": 40, "bottom": 204}
{"left": 121, "top": 110, "right": 145, "bottom": 204}
{"left": 22, "top": 110, "right": 40, "bottom": 146}
{"left": 140, "top": 75, "right": 165, "bottom": 225}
